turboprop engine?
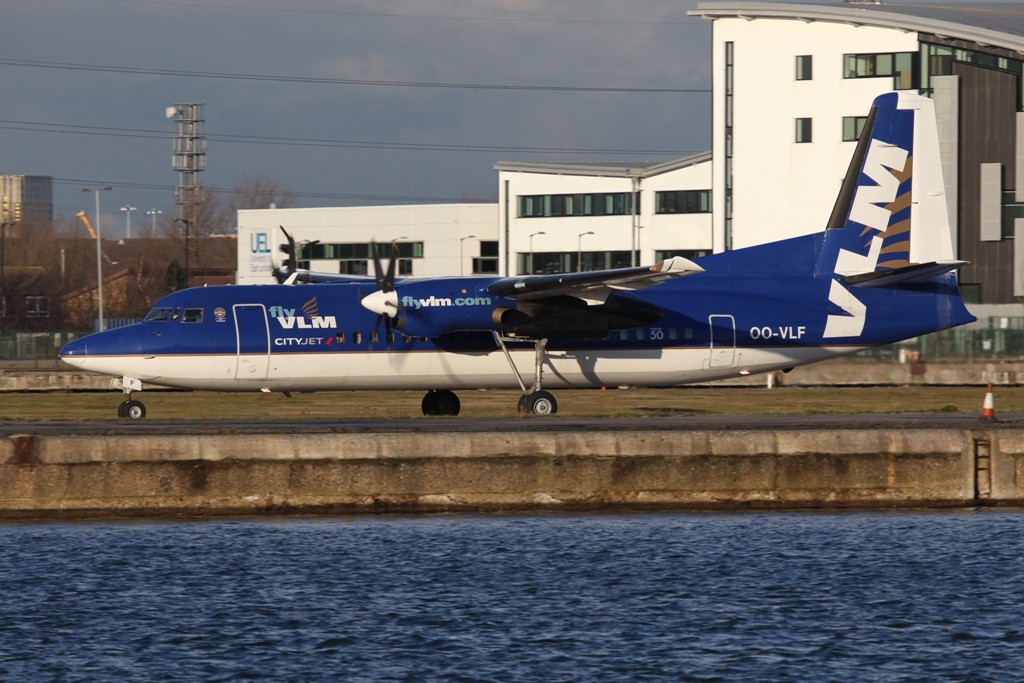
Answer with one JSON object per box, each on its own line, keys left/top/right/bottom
{"left": 360, "top": 279, "right": 525, "bottom": 338}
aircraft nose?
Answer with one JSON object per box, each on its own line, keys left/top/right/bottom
{"left": 59, "top": 337, "right": 88, "bottom": 368}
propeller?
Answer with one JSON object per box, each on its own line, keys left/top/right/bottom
{"left": 362, "top": 240, "right": 401, "bottom": 343}
{"left": 274, "top": 226, "right": 319, "bottom": 284}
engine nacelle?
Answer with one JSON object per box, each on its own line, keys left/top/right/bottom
{"left": 391, "top": 281, "right": 522, "bottom": 337}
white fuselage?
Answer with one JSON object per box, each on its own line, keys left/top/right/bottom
{"left": 62, "top": 344, "right": 862, "bottom": 392}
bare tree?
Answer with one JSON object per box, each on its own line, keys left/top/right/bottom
{"left": 160, "top": 176, "right": 295, "bottom": 284}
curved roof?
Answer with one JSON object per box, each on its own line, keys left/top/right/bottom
{"left": 494, "top": 152, "right": 712, "bottom": 179}
{"left": 689, "top": 2, "right": 1024, "bottom": 54}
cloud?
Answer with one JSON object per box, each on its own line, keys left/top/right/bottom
{"left": 0, "top": 0, "right": 710, "bottom": 225}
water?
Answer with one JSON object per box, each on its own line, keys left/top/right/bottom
{"left": 1, "top": 511, "right": 1022, "bottom": 682}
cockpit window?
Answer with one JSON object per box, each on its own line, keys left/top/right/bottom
{"left": 182, "top": 308, "right": 204, "bottom": 323}
{"left": 144, "top": 307, "right": 175, "bottom": 322}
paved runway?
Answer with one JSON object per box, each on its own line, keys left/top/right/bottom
{"left": 2, "top": 412, "right": 1020, "bottom": 437}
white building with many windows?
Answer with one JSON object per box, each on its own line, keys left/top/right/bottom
{"left": 692, "top": 1, "right": 1024, "bottom": 304}
{"left": 495, "top": 153, "right": 712, "bottom": 275}
{"left": 236, "top": 204, "right": 498, "bottom": 284}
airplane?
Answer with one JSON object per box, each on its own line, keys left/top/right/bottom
{"left": 59, "top": 91, "right": 975, "bottom": 419}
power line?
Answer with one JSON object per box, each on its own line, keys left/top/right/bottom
{"left": 0, "top": 119, "right": 700, "bottom": 156}
{"left": 0, "top": 58, "right": 710, "bottom": 94}
{"left": 51, "top": 177, "right": 469, "bottom": 204}
{"left": 115, "top": 0, "right": 708, "bottom": 27}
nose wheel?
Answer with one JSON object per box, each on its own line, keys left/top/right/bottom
{"left": 117, "top": 398, "right": 147, "bottom": 420}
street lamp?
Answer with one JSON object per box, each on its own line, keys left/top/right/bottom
{"left": 459, "top": 234, "right": 476, "bottom": 275}
{"left": 577, "top": 231, "right": 594, "bottom": 272}
{"left": 82, "top": 186, "right": 112, "bottom": 331}
{"left": 120, "top": 204, "right": 137, "bottom": 239}
{"left": 174, "top": 217, "right": 191, "bottom": 289}
{"left": 146, "top": 208, "right": 162, "bottom": 235}
{"left": 529, "top": 231, "right": 545, "bottom": 274}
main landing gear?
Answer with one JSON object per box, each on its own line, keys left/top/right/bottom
{"left": 421, "top": 389, "right": 461, "bottom": 416}
{"left": 495, "top": 333, "right": 558, "bottom": 417}
{"left": 418, "top": 335, "right": 559, "bottom": 417}
{"left": 115, "top": 376, "right": 147, "bottom": 420}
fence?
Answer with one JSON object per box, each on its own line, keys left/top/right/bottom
{"left": 0, "top": 319, "right": 140, "bottom": 363}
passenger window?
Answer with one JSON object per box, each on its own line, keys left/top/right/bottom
{"left": 182, "top": 308, "right": 204, "bottom": 323}
{"left": 354, "top": 332, "right": 363, "bottom": 345}
{"left": 335, "top": 332, "right": 345, "bottom": 344}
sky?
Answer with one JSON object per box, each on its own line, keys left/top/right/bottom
{"left": 0, "top": 0, "right": 713, "bottom": 238}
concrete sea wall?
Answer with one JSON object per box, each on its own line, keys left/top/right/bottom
{"left": 2, "top": 428, "right": 1021, "bottom": 518}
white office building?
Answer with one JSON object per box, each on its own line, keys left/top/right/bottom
{"left": 494, "top": 153, "right": 712, "bottom": 275}
{"left": 692, "top": 1, "right": 1024, "bottom": 304}
{"left": 237, "top": 204, "right": 498, "bottom": 284}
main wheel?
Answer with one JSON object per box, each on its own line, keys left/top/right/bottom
{"left": 521, "top": 390, "right": 557, "bottom": 416}
{"left": 421, "top": 389, "right": 461, "bottom": 416}
{"left": 117, "top": 400, "right": 130, "bottom": 418}
{"left": 124, "top": 399, "right": 147, "bottom": 420}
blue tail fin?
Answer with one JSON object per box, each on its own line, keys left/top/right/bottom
{"left": 817, "top": 91, "right": 960, "bottom": 279}
{"left": 817, "top": 92, "right": 970, "bottom": 339}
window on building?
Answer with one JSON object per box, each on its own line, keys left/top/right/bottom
{"left": 655, "top": 190, "right": 712, "bottom": 214}
{"left": 24, "top": 296, "right": 48, "bottom": 318}
{"left": 655, "top": 249, "right": 711, "bottom": 261}
{"left": 518, "top": 250, "right": 635, "bottom": 275}
{"left": 472, "top": 240, "right": 499, "bottom": 274}
{"left": 473, "top": 257, "right": 499, "bottom": 274}
{"left": 795, "top": 55, "right": 812, "bottom": 81}
{"left": 844, "top": 52, "right": 917, "bottom": 89}
{"left": 1002, "top": 191, "right": 1024, "bottom": 239}
{"left": 517, "top": 192, "right": 634, "bottom": 218}
{"left": 339, "top": 260, "right": 368, "bottom": 275}
{"left": 958, "top": 283, "right": 981, "bottom": 304}
{"left": 795, "top": 118, "right": 813, "bottom": 143}
{"left": 304, "top": 241, "right": 424, "bottom": 261}
{"left": 842, "top": 116, "right": 868, "bottom": 142}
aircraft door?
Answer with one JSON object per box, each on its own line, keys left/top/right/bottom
{"left": 233, "top": 304, "right": 270, "bottom": 380}
{"left": 707, "top": 314, "right": 736, "bottom": 369}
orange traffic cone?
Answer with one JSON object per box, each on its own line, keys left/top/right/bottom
{"left": 981, "top": 384, "right": 997, "bottom": 422}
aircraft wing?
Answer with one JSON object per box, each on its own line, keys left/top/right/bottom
{"left": 277, "top": 268, "right": 379, "bottom": 285}
{"left": 487, "top": 256, "right": 704, "bottom": 305}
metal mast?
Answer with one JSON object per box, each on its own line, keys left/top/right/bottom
{"left": 167, "top": 103, "right": 206, "bottom": 286}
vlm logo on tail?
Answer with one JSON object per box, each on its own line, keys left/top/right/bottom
{"left": 823, "top": 94, "right": 913, "bottom": 339}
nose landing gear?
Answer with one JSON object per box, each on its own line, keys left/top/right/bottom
{"left": 114, "top": 376, "right": 147, "bottom": 419}
{"left": 117, "top": 398, "right": 147, "bottom": 420}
